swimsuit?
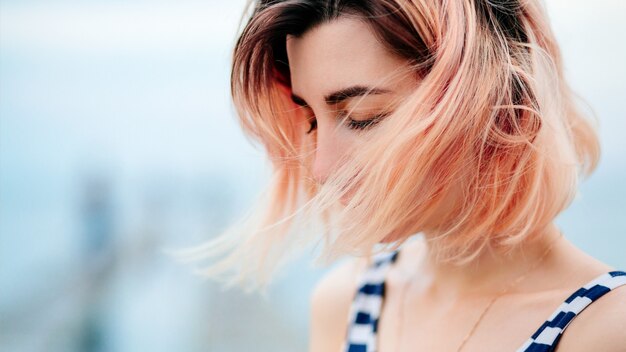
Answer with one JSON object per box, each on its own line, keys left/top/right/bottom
{"left": 343, "top": 249, "right": 626, "bottom": 351}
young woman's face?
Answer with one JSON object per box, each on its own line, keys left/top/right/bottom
{"left": 286, "top": 16, "right": 418, "bottom": 187}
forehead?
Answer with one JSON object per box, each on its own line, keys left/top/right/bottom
{"left": 285, "top": 16, "right": 411, "bottom": 101}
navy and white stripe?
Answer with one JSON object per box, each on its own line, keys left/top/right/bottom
{"left": 517, "top": 270, "right": 626, "bottom": 351}
{"left": 342, "top": 248, "right": 626, "bottom": 352}
{"left": 342, "top": 250, "right": 400, "bottom": 352}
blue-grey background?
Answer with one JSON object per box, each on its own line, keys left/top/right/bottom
{"left": 1, "top": 1, "right": 624, "bottom": 351}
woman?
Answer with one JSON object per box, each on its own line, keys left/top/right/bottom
{"left": 188, "top": 0, "right": 626, "bottom": 351}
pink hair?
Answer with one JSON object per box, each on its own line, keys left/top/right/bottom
{"left": 178, "top": 0, "right": 600, "bottom": 293}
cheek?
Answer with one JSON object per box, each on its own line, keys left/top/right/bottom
{"left": 335, "top": 129, "right": 359, "bottom": 149}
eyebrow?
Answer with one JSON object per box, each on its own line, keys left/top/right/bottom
{"left": 290, "top": 85, "right": 392, "bottom": 107}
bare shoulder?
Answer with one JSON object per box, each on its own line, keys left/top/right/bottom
{"left": 556, "top": 273, "right": 626, "bottom": 352}
{"left": 308, "top": 255, "right": 371, "bottom": 352}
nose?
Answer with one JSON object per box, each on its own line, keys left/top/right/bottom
{"left": 311, "top": 123, "right": 341, "bottom": 185}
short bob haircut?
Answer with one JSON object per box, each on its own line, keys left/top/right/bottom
{"left": 182, "top": 0, "right": 600, "bottom": 293}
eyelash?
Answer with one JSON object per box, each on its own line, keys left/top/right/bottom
{"left": 305, "top": 113, "right": 388, "bottom": 134}
{"left": 306, "top": 118, "right": 317, "bottom": 134}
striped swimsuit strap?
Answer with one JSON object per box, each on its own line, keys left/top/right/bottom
{"left": 342, "top": 250, "right": 400, "bottom": 352}
{"left": 342, "top": 249, "right": 626, "bottom": 352}
{"left": 517, "top": 270, "right": 626, "bottom": 351}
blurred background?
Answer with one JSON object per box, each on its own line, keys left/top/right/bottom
{"left": 0, "top": 0, "right": 624, "bottom": 351}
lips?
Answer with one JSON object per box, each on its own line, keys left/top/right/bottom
{"left": 338, "top": 175, "right": 361, "bottom": 205}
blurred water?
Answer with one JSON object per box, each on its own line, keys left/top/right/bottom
{"left": 0, "top": 1, "right": 624, "bottom": 351}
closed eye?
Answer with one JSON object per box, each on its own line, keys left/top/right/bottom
{"left": 344, "top": 112, "right": 390, "bottom": 131}
{"left": 305, "top": 111, "right": 391, "bottom": 134}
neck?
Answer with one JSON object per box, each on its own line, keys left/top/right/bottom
{"left": 416, "top": 222, "right": 564, "bottom": 301}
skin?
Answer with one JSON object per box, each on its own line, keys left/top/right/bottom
{"left": 289, "top": 16, "right": 626, "bottom": 352}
